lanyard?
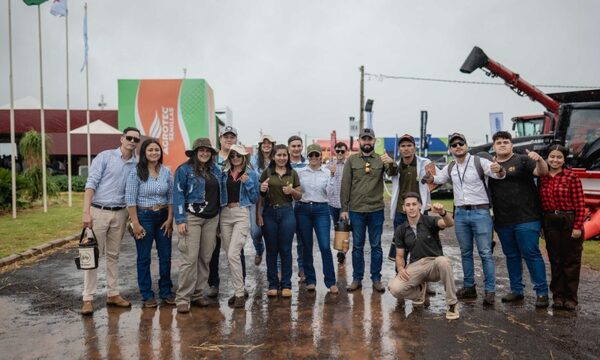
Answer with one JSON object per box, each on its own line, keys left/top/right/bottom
{"left": 456, "top": 155, "right": 471, "bottom": 188}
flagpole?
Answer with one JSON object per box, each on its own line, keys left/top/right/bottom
{"left": 8, "top": 0, "right": 17, "bottom": 219}
{"left": 37, "top": 4, "right": 48, "bottom": 213}
{"left": 84, "top": 3, "right": 91, "bottom": 167}
{"left": 65, "top": 8, "right": 72, "bottom": 206}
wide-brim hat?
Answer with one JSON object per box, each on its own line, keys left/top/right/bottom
{"left": 185, "top": 138, "right": 217, "bottom": 157}
{"left": 229, "top": 144, "right": 249, "bottom": 156}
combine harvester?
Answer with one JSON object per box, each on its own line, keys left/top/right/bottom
{"left": 460, "top": 46, "right": 600, "bottom": 239}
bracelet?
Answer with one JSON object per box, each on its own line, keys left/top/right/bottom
{"left": 440, "top": 210, "right": 447, "bottom": 217}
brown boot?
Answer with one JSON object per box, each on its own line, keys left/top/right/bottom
{"left": 106, "top": 295, "right": 131, "bottom": 308}
{"left": 81, "top": 300, "right": 94, "bottom": 316}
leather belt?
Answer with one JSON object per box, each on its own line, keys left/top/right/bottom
{"left": 299, "top": 201, "right": 327, "bottom": 205}
{"left": 227, "top": 203, "right": 240, "bottom": 208}
{"left": 138, "top": 204, "right": 168, "bottom": 211}
{"left": 268, "top": 203, "right": 292, "bottom": 209}
{"left": 456, "top": 204, "right": 489, "bottom": 210}
{"left": 545, "top": 210, "right": 574, "bottom": 215}
{"left": 92, "top": 203, "right": 125, "bottom": 211}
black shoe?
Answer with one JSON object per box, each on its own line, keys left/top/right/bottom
{"left": 552, "top": 297, "right": 565, "bottom": 310}
{"left": 535, "top": 295, "right": 549, "bottom": 308}
{"left": 501, "top": 293, "right": 524, "bottom": 303}
{"left": 456, "top": 286, "right": 477, "bottom": 300}
{"left": 483, "top": 291, "right": 495, "bottom": 305}
{"left": 337, "top": 252, "right": 346, "bottom": 264}
{"left": 228, "top": 290, "right": 249, "bottom": 305}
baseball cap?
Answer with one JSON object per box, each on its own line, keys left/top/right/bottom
{"left": 306, "top": 143, "right": 322, "bottom": 155}
{"left": 219, "top": 125, "right": 238, "bottom": 137}
{"left": 359, "top": 128, "right": 375, "bottom": 139}
{"left": 398, "top": 134, "right": 415, "bottom": 145}
{"left": 259, "top": 134, "right": 276, "bottom": 144}
{"left": 448, "top": 132, "right": 466, "bottom": 144}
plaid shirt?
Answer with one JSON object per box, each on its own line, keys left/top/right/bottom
{"left": 539, "top": 169, "right": 585, "bottom": 230}
{"left": 327, "top": 159, "right": 346, "bottom": 208}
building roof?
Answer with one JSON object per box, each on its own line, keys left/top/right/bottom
{"left": 0, "top": 109, "right": 118, "bottom": 134}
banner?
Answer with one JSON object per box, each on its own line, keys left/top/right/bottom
{"left": 489, "top": 112, "right": 504, "bottom": 136}
{"left": 118, "top": 79, "right": 216, "bottom": 172}
{"left": 50, "top": 0, "right": 67, "bottom": 16}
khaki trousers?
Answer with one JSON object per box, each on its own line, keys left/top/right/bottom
{"left": 219, "top": 206, "right": 250, "bottom": 297}
{"left": 82, "top": 207, "right": 128, "bottom": 301}
{"left": 388, "top": 256, "right": 458, "bottom": 306}
{"left": 175, "top": 214, "right": 219, "bottom": 305}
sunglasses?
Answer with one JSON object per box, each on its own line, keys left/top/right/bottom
{"left": 125, "top": 135, "right": 141, "bottom": 143}
{"left": 335, "top": 149, "right": 346, "bottom": 154}
{"left": 450, "top": 142, "right": 465, "bottom": 148}
{"left": 229, "top": 152, "right": 243, "bottom": 159}
{"left": 308, "top": 152, "right": 321, "bottom": 158}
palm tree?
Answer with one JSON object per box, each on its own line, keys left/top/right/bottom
{"left": 18, "top": 130, "right": 56, "bottom": 200}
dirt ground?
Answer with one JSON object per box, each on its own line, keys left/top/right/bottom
{"left": 1, "top": 213, "right": 599, "bottom": 359}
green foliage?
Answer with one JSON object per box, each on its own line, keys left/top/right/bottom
{"left": 21, "top": 166, "right": 59, "bottom": 201}
{"left": 52, "top": 175, "right": 87, "bottom": 192}
{"left": 0, "top": 168, "right": 28, "bottom": 210}
{"left": 19, "top": 129, "right": 52, "bottom": 167}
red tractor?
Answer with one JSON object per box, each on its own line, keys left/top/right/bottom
{"left": 460, "top": 46, "right": 600, "bottom": 239}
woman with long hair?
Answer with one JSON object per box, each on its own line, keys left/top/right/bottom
{"left": 125, "top": 138, "right": 174, "bottom": 307}
{"left": 257, "top": 144, "right": 302, "bottom": 298}
{"left": 250, "top": 135, "right": 276, "bottom": 265}
{"left": 539, "top": 145, "right": 585, "bottom": 311}
{"left": 219, "top": 144, "right": 259, "bottom": 308}
{"left": 172, "top": 138, "right": 222, "bottom": 313}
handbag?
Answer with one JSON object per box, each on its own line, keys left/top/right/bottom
{"left": 74, "top": 228, "right": 100, "bottom": 270}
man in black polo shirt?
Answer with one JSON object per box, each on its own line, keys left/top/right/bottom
{"left": 388, "top": 192, "right": 459, "bottom": 320}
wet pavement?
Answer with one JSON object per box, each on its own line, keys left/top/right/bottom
{"left": 1, "top": 214, "right": 599, "bottom": 359}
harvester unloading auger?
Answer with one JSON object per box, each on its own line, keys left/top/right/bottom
{"left": 460, "top": 46, "right": 600, "bottom": 239}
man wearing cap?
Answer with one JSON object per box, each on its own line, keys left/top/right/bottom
{"left": 327, "top": 141, "right": 349, "bottom": 264}
{"left": 423, "top": 133, "right": 505, "bottom": 305}
{"left": 340, "top": 128, "right": 398, "bottom": 292}
{"left": 388, "top": 134, "right": 435, "bottom": 263}
{"left": 80, "top": 127, "right": 141, "bottom": 315}
{"left": 288, "top": 135, "right": 308, "bottom": 281}
{"left": 206, "top": 125, "right": 246, "bottom": 298}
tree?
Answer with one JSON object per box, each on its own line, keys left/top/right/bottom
{"left": 18, "top": 130, "right": 57, "bottom": 201}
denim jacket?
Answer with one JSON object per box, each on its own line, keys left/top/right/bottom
{"left": 219, "top": 167, "right": 259, "bottom": 208}
{"left": 173, "top": 162, "right": 221, "bottom": 224}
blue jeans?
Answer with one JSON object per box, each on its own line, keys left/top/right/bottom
{"left": 388, "top": 212, "right": 408, "bottom": 261}
{"left": 349, "top": 209, "right": 384, "bottom": 282}
{"left": 263, "top": 205, "right": 296, "bottom": 289}
{"left": 454, "top": 208, "right": 495, "bottom": 292}
{"left": 495, "top": 220, "right": 548, "bottom": 296}
{"left": 296, "top": 202, "right": 336, "bottom": 287}
{"left": 135, "top": 208, "right": 173, "bottom": 301}
{"left": 250, "top": 204, "right": 264, "bottom": 256}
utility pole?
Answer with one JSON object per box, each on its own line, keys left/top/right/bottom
{"left": 359, "top": 65, "right": 365, "bottom": 131}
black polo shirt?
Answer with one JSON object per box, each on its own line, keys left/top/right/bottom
{"left": 394, "top": 214, "right": 443, "bottom": 264}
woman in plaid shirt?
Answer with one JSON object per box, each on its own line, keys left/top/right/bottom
{"left": 539, "top": 145, "right": 585, "bottom": 311}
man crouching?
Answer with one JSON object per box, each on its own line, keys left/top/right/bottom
{"left": 388, "top": 192, "right": 459, "bottom": 320}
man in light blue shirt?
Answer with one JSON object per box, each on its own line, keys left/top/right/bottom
{"left": 80, "top": 127, "right": 140, "bottom": 315}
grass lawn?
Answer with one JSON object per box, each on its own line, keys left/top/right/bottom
{"left": 0, "top": 193, "right": 84, "bottom": 258}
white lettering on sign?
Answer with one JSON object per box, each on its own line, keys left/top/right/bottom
{"left": 161, "top": 107, "right": 175, "bottom": 155}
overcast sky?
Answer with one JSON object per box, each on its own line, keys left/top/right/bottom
{"left": 2, "top": 0, "right": 599, "bottom": 146}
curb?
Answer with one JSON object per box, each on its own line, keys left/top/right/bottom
{"left": 0, "top": 234, "right": 79, "bottom": 268}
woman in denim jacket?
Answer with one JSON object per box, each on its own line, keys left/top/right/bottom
{"left": 172, "top": 138, "right": 221, "bottom": 313}
{"left": 219, "top": 144, "right": 259, "bottom": 308}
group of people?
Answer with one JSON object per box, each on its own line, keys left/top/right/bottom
{"left": 79, "top": 126, "right": 586, "bottom": 321}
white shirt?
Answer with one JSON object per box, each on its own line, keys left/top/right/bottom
{"left": 433, "top": 154, "right": 505, "bottom": 206}
{"left": 297, "top": 165, "right": 333, "bottom": 203}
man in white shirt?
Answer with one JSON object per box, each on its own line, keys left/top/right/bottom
{"left": 423, "top": 133, "right": 505, "bottom": 305}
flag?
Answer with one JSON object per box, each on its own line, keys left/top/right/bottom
{"left": 23, "top": 0, "right": 48, "bottom": 5}
{"left": 80, "top": 6, "right": 88, "bottom": 72}
{"left": 50, "top": 0, "right": 67, "bottom": 16}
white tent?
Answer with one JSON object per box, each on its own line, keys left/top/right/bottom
{"left": 70, "top": 119, "right": 121, "bottom": 134}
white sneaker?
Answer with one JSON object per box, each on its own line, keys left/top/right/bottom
{"left": 446, "top": 303, "right": 460, "bottom": 320}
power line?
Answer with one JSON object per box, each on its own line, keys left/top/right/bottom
{"left": 364, "top": 72, "right": 599, "bottom": 89}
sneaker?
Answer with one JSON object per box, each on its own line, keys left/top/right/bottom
{"left": 372, "top": 281, "right": 386, "bottom": 293}
{"left": 563, "top": 300, "right": 577, "bottom": 311}
{"left": 228, "top": 290, "right": 250, "bottom": 305}
{"left": 106, "top": 295, "right": 131, "bottom": 308}
{"left": 143, "top": 298, "right": 158, "bottom": 308}
{"left": 337, "top": 252, "right": 345, "bottom": 264}
{"left": 329, "top": 285, "right": 339, "bottom": 294}
{"left": 306, "top": 284, "right": 316, "bottom": 291}
{"left": 501, "top": 293, "right": 524, "bottom": 303}
{"left": 456, "top": 286, "right": 477, "bottom": 300}
{"left": 483, "top": 291, "right": 495, "bottom": 305}
{"left": 298, "top": 272, "right": 306, "bottom": 283}
{"left": 266, "top": 289, "right": 278, "bottom": 297}
{"left": 81, "top": 300, "right": 94, "bottom": 316}
{"left": 162, "top": 295, "right": 176, "bottom": 305}
{"left": 254, "top": 255, "right": 262, "bottom": 266}
{"left": 535, "top": 295, "right": 549, "bottom": 308}
{"left": 446, "top": 303, "right": 460, "bottom": 320}
{"left": 206, "top": 286, "right": 219, "bottom": 298}
{"left": 176, "top": 303, "right": 190, "bottom": 313}
{"left": 412, "top": 284, "right": 428, "bottom": 305}
{"left": 346, "top": 281, "right": 362, "bottom": 292}
{"left": 191, "top": 297, "right": 210, "bottom": 307}
{"left": 281, "top": 288, "right": 293, "bottom": 298}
